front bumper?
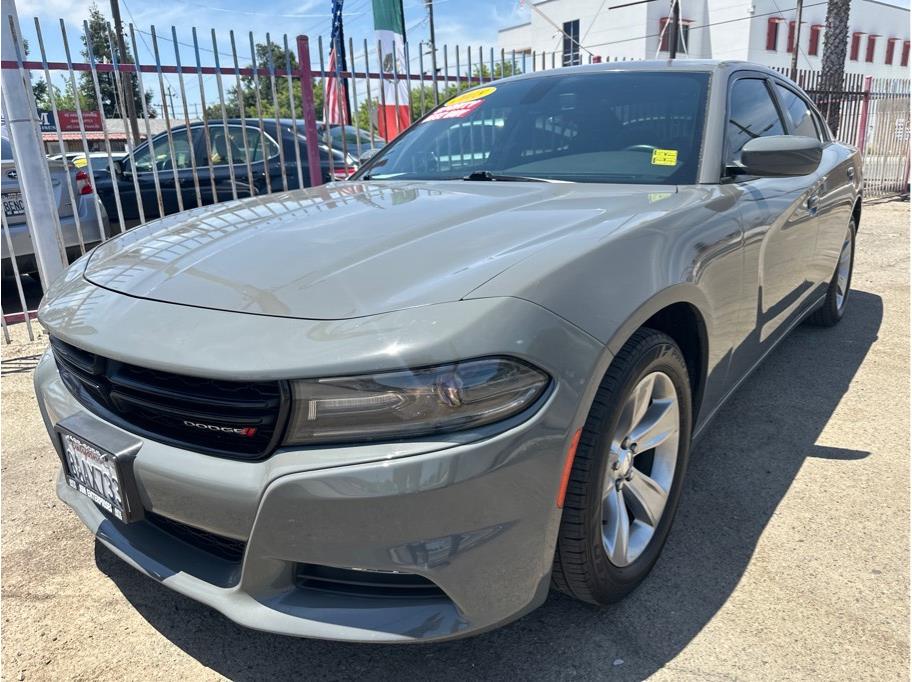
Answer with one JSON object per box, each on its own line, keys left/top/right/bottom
{"left": 35, "top": 304, "right": 606, "bottom": 641}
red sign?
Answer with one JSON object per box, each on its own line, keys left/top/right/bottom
{"left": 57, "top": 110, "right": 102, "bottom": 132}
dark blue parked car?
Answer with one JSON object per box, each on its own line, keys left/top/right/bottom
{"left": 95, "top": 119, "right": 358, "bottom": 221}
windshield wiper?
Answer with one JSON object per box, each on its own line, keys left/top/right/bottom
{"left": 462, "top": 170, "right": 552, "bottom": 183}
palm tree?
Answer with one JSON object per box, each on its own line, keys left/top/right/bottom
{"left": 819, "top": 0, "right": 852, "bottom": 135}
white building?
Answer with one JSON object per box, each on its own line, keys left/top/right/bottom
{"left": 498, "top": 0, "right": 911, "bottom": 79}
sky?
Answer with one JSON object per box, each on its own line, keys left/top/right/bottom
{"left": 11, "top": 0, "right": 910, "bottom": 115}
{"left": 12, "top": 0, "right": 529, "bottom": 116}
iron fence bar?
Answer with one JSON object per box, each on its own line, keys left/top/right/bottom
{"left": 128, "top": 23, "right": 166, "bottom": 218}
{"left": 317, "top": 36, "right": 336, "bottom": 178}
{"left": 57, "top": 20, "right": 108, "bottom": 233}
{"left": 285, "top": 34, "right": 305, "bottom": 190}
{"left": 82, "top": 19, "right": 128, "bottom": 233}
{"left": 107, "top": 24, "right": 146, "bottom": 226}
{"left": 294, "top": 34, "right": 322, "bottom": 188}
{"left": 403, "top": 40, "right": 413, "bottom": 126}
{"left": 248, "top": 31, "right": 273, "bottom": 194}
{"left": 362, "top": 38, "right": 377, "bottom": 150}
{"left": 417, "top": 41, "right": 427, "bottom": 118}
{"left": 455, "top": 44, "right": 461, "bottom": 91}
{"left": 265, "top": 33, "right": 289, "bottom": 192}
{"left": 230, "top": 30, "right": 256, "bottom": 197}
{"left": 172, "top": 25, "right": 203, "bottom": 208}
{"left": 347, "top": 36, "right": 362, "bottom": 160}
{"left": 391, "top": 39, "right": 402, "bottom": 130}
{"left": 1, "top": 310, "right": 10, "bottom": 344}
{"left": 192, "top": 27, "right": 220, "bottom": 201}
{"left": 334, "top": 35, "right": 351, "bottom": 171}
{"left": 442, "top": 43, "right": 448, "bottom": 100}
{"left": 0, "top": 177, "right": 35, "bottom": 341}
{"left": 430, "top": 39, "right": 439, "bottom": 107}
{"left": 376, "top": 39, "right": 387, "bottom": 141}
{"left": 150, "top": 25, "right": 185, "bottom": 213}
{"left": 211, "top": 29, "right": 239, "bottom": 202}
{"left": 33, "top": 18, "right": 87, "bottom": 256}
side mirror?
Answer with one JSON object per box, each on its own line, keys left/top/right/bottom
{"left": 736, "top": 135, "right": 823, "bottom": 177}
{"left": 114, "top": 158, "right": 128, "bottom": 176}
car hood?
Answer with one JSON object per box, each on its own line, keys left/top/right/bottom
{"left": 84, "top": 181, "right": 681, "bottom": 319}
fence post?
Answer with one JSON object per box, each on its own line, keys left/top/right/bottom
{"left": 296, "top": 35, "right": 324, "bottom": 188}
{"left": 855, "top": 76, "right": 874, "bottom": 153}
{"left": 1, "top": 0, "right": 67, "bottom": 284}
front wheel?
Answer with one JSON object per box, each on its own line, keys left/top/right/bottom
{"left": 552, "top": 328, "right": 692, "bottom": 604}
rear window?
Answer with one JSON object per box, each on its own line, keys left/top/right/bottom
{"left": 357, "top": 71, "right": 711, "bottom": 185}
{"left": 1, "top": 137, "right": 12, "bottom": 161}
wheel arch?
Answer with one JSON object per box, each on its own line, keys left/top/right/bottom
{"left": 602, "top": 285, "right": 712, "bottom": 425}
{"left": 852, "top": 197, "right": 862, "bottom": 231}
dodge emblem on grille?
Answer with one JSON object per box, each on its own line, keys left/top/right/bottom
{"left": 183, "top": 420, "right": 257, "bottom": 437}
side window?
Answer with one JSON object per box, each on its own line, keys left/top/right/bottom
{"left": 195, "top": 125, "right": 280, "bottom": 166}
{"left": 725, "top": 78, "right": 785, "bottom": 165}
{"left": 248, "top": 128, "right": 280, "bottom": 162}
{"left": 774, "top": 84, "right": 819, "bottom": 138}
{"left": 204, "top": 125, "right": 247, "bottom": 166}
{"left": 131, "top": 132, "right": 194, "bottom": 172}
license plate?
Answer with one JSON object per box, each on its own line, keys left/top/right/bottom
{"left": 57, "top": 428, "right": 138, "bottom": 522}
{"left": 2, "top": 191, "right": 24, "bottom": 217}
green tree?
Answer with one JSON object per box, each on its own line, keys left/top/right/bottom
{"left": 472, "top": 60, "right": 522, "bottom": 80}
{"left": 205, "top": 41, "right": 324, "bottom": 120}
{"left": 78, "top": 3, "right": 154, "bottom": 118}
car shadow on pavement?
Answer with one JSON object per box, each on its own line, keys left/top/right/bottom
{"left": 95, "top": 290, "right": 883, "bottom": 681}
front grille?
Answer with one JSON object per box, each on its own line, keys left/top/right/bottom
{"left": 145, "top": 511, "right": 247, "bottom": 563}
{"left": 51, "top": 337, "right": 289, "bottom": 460}
{"left": 294, "top": 563, "right": 447, "bottom": 599}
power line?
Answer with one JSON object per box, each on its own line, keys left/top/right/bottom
{"left": 583, "top": 1, "right": 828, "bottom": 51}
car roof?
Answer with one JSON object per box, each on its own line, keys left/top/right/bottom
{"left": 496, "top": 59, "right": 783, "bottom": 83}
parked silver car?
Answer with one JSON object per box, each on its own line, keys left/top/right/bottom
{"left": 2, "top": 136, "right": 110, "bottom": 278}
{"left": 34, "top": 61, "right": 861, "bottom": 642}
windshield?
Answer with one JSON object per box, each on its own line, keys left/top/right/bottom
{"left": 355, "top": 71, "right": 710, "bottom": 184}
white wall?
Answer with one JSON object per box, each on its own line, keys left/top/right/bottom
{"left": 496, "top": 0, "right": 911, "bottom": 78}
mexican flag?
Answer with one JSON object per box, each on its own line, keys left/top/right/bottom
{"left": 372, "top": 0, "right": 410, "bottom": 139}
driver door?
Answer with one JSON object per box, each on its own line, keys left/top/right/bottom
{"left": 727, "top": 75, "right": 823, "bottom": 375}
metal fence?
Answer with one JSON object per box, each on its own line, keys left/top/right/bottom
{"left": 1, "top": 10, "right": 910, "bottom": 341}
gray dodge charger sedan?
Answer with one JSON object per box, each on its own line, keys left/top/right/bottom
{"left": 34, "top": 61, "right": 861, "bottom": 642}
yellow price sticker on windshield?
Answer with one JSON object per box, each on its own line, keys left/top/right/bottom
{"left": 446, "top": 87, "right": 496, "bottom": 106}
{"left": 651, "top": 149, "right": 678, "bottom": 166}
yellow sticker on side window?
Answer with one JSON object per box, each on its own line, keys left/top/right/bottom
{"left": 651, "top": 149, "right": 678, "bottom": 166}
{"left": 445, "top": 87, "right": 497, "bottom": 106}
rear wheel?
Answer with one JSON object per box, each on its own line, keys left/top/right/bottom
{"left": 807, "top": 219, "right": 855, "bottom": 327}
{"left": 552, "top": 329, "right": 692, "bottom": 604}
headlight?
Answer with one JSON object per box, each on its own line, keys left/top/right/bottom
{"left": 284, "top": 357, "right": 549, "bottom": 445}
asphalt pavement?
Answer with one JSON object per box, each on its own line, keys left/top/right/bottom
{"left": 1, "top": 200, "right": 908, "bottom": 681}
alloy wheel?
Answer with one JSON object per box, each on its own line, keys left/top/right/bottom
{"left": 835, "top": 225, "right": 854, "bottom": 312}
{"left": 601, "top": 371, "right": 680, "bottom": 567}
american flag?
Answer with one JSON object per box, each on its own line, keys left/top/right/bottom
{"left": 324, "top": 0, "right": 350, "bottom": 125}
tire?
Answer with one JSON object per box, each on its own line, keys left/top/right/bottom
{"left": 807, "top": 218, "right": 856, "bottom": 327}
{"left": 552, "top": 328, "right": 693, "bottom": 604}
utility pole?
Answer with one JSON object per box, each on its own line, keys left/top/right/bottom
{"left": 668, "top": 0, "right": 680, "bottom": 59}
{"left": 164, "top": 84, "right": 176, "bottom": 119}
{"left": 109, "top": 0, "right": 140, "bottom": 145}
{"left": 425, "top": 0, "right": 436, "bottom": 50}
{"left": 789, "top": 0, "right": 804, "bottom": 81}
{"left": 425, "top": 0, "right": 438, "bottom": 104}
